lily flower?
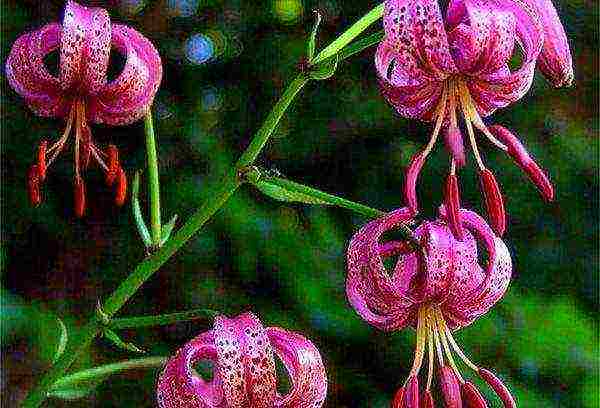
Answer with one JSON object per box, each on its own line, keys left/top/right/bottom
{"left": 376, "top": 0, "right": 555, "bottom": 237}
{"left": 157, "top": 312, "right": 328, "bottom": 408}
{"left": 347, "top": 207, "right": 515, "bottom": 407}
{"left": 6, "top": 0, "right": 162, "bottom": 216}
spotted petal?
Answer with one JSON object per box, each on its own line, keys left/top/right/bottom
{"left": 5, "top": 23, "right": 70, "bottom": 117}
{"left": 59, "top": 1, "right": 111, "bottom": 94}
{"left": 346, "top": 207, "right": 417, "bottom": 331}
{"left": 87, "top": 24, "right": 162, "bottom": 126}
{"left": 157, "top": 331, "right": 224, "bottom": 408}
{"left": 267, "top": 327, "right": 327, "bottom": 408}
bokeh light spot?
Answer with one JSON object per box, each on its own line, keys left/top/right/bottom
{"left": 272, "top": 0, "right": 303, "bottom": 25}
{"left": 167, "top": 0, "right": 200, "bottom": 18}
{"left": 184, "top": 34, "right": 214, "bottom": 65}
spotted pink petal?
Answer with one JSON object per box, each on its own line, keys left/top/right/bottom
{"left": 523, "top": 0, "right": 574, "bottom": 87}
{"left": 452, "top": 0, "right": 543, "bottom": 116}
{"left": 267, "top": 327, "right": 327, "bottom": 408}
{"left": 346, "top": 207, "right": 417, "bottom": 331}
{"left": 59, "top": 1, "right": 111, "bottom": 94}
{"left": 488, "top": 125, "right": 554, "bottom": 201}
{"left": 88, "top": 24, "right": 162, "bottom": 125}
{"left": 157, "top": 331, "right": 224, "bottom": 408}
{"left": 5, "top": 23, "right": 70, "bottom": 117}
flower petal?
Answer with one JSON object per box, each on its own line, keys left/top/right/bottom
{"left": 267, "top": 327, "right": 327, "bottom": 408}
{"left": 455, "top": 0, "right": 544, "bottom": 115}
{"left": 59, "top": 1, "right": 111, "bottom": 94}
{"left": 214, "top": 313, "right": 277, "bottom": 407}
{"left": 157, "top": 331, "right": 224, "bottom": 408}
{"left": 88, "top": 24, "right": 162, "bottom": 125}
{"left": 383, "top": 0, "right": 457, "bottom": 79}
{"left": 5, "top": 23, "right": 70, "bottom": 117}
{"left": 523, "top": 0, "right": 573, "bottom": 87}
{"left": 346, "top": 208, "right": 417, "bottom": 331}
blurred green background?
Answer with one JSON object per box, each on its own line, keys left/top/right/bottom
{"left": 1, "top": 0, "right": 598, "bottom": 406}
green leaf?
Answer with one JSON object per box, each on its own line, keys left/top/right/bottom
{"left": 160, "top": 214, "right": 179, "bottom": 246}
{"left": 307, "top": 10, "right": 323, "bottom": 62}
{"left": 103, "top": 329, "right": 145, "bottom": 354}
{"left": 132, "top": 170, "right": 152, "bottom": 248}
{"left": 254, "top": 179, "right": 330, "bottom": 205}
{"left": 52, "top": 318, "right": 68, "bottom": 364}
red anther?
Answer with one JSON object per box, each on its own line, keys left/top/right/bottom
{"left": 440, "top": 366, "right": 462, "bottom": 408}
{"left": 478, "top": 368, "right": 516, "bottom": 408}
{"left": 489, "top": 125, "right": 554, "bottom": 202}
{"left": 402, "top": 376, "right": 420, "bottom": 408}
{"left": 524, "top": 161, "right": 554, "bottom": 202}
{"left": 115, "top": 167, "right": 127, "bottom": 207}
{"left": 479, "top": 169, "right": 506, "bottom": 236}
{"left": 444, "top": 125, "right": 466, "bottom": 168}
{"left": 405, "top": 151, "right": 426, "bottom": 215}
{"left": 38, "top": 141, "right": 47, "bottom": 181}
{"left": 74, "top": 176, "right": 86, "bottom": 218}
{"left": 444, "top": 174, "right": 464, "bottom": 241}
{"left": 421, "top": 390, "right": 434, "bottom": 408}
{"left": 106, "top": 144, "right": 119, "bottom": 186}
{"left": 391, "top": 387, "right": 404, "bottom": 408}
{"left": 28, "top": 165, "right": 42, "bottom": 207}
{"left": 462, "top": 381, "right": 489, "bottom": 408}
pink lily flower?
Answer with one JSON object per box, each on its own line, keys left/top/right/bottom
{"left": 347, "top": 207, "right": 515, "bottom": 407}
{"left": 6, "top": 1, "right": 162, "bottom": 216}
{"left": 377, "top": 0, "right": 555, "bottom": 237}
{"left": 157, "top": 312, "right": 328, "bottom": 408}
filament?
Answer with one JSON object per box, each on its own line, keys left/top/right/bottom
{"left": 457, "top": 81, "right": 485, "bottom": 170}
{"left": 434, "top": 309, "right": 464, "bottom": 383}
{"left": 432, "top": 313, "right": 445, "bottom": 367}
{"left": 442, "top": 323, "right": 479, "bottom": 372}
{"left": 409, "top": 307, "right": 428, "bottom": 377}
{"left": 423, "top": 84, "right": 449, "bottom": 157}
{"left": 47, "top": 107, "right": 76, "bottom": 165}
{"left": 426, "top": 316, "right": 435, "bottom": 390}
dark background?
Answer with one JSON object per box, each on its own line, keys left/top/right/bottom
{"left": 1, "top": 0, "right": 598, "bottom": 406}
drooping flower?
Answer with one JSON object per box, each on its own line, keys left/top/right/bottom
{"left": 376, "top": 0, "right": 556, "bottom": 237}
{"left": 347, "top": 207, "right": 515, "bottom": 407}
{"left": 157, "top": 312, "right": 328, "bottom": 408}
{"left": 6, "top": 0, "right": 162, "bottom": 216}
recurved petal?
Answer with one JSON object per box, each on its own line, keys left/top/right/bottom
{"left": 375, "top": 41, "right": 444, "bottom": 120}
{"left": 157, "top": 331, "right": 224, "bottom": 408}
{"left": 267, "top": 327, "right": 327, "bottom": 408}
{"left": 6, "top": 23, "right": 70, "bottom": 117}
{"left": 523, "top": 0, "right": 574, "bottom": 87}
{"left": 88, "top": 24, "right": 162, "bottom": 126}
{"left": 346, "top": 208, "right": 417, "bottom": 331}
{"left": 383, "top": 0, "right": 457, "bottom": 79}
{"left": 214, "top": 315, "right": 249, "bottom": 407}
{"left": 460, "top": 0, "right": 544, "bottom": 115}
{"left": 60, "top": 1, "right": 111, "bottom": 94}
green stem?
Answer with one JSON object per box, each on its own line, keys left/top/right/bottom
{"left": 111, "top": 309, "right": 219, "bottom": 330}
{"left": 338, "top": 30, "right": 384, "bottom": 62}
{"left": 236, "top": 74, "right": 309, "bottom": 167}
{"left": 311, "top": 3, "right": 384, "bottom": 65}
{"left": 144, "top": 112, "right": 162, "bottom": 247}
{"left": 49, "top": 357, "right": 166, "bottom": 392}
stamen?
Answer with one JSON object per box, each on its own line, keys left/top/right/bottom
{"left": 442, "top": 321, "right": 479, "bottom": 372}
{"left": 38, "top": 141, "right": 47, "bottom": 180}
{"left": 115, "top": 168, "right": 127, "bottom": 206}
{"left": 28, "top": 165, "right": 42, "bottom": 206}
{"left": 434, "top": 309, "right": 463, "bottom": 383}
{"left": 90, "top": 144, "right": 109, "bottom": 171}
{"left": 74, "top": 100, "right": 84, "bottom": 178}
{"left": 106, "top": 145, "right": 120, "bottom": 186}
{"left": 422, "top": 84, "right": 449, "bottom": 157}
{"left": 426, "top": 317, "right": 435, "bottom": 391}
{"left": 461, "top": 93, "right": 508, "bottom": 152}
{"left": 432, "top": 313, "right": 445, "bottom": 367}
{"left": 74, "top": 175, "right": 86, "bottom": 218}
{"left": 47, "top": 106, "right": 76, "bottom": 165}
{"left": 456, "top": 82, "right": 485, "bottom": 170}
{"left": 409, "top": 307, "right": 428, "bottom": 377}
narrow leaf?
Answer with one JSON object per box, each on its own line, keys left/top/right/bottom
{"left": 310, "top": 54, "right": 339, "bottom": 80}
{"left": 308, "top": 10, "right": 323, "bottom": 62}
{"left": 52, "top": 318, "right": 68, "bottom": 364}
{"left": 254, "top": 179, "right": 330, "bottom": 205}
{"left": 103, "top": 329, "right": 145, "bottom": 354}
{"left": 132, "top": 170, "right": 152, "bottom": 248}
{"left": 160, "top": 214, "right": 178, "bottom": 246}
